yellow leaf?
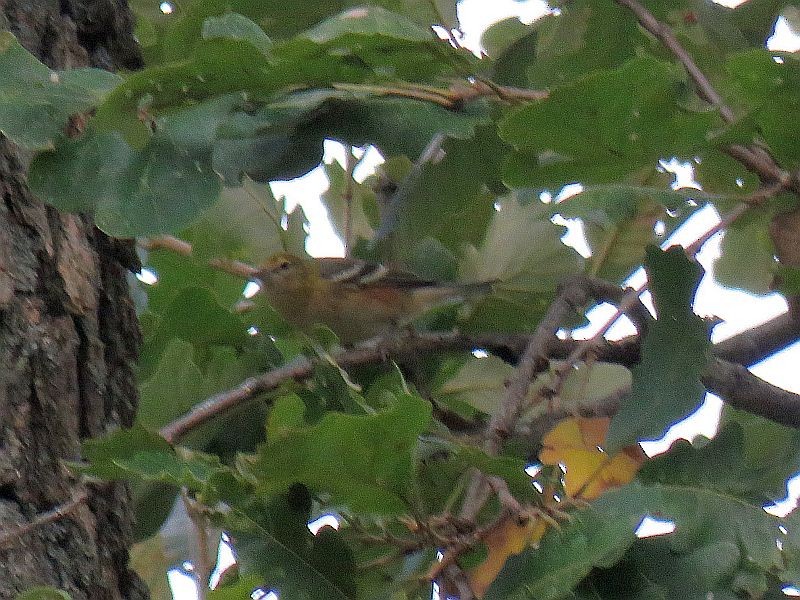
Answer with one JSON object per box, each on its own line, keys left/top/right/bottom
{"left": 468, "top": 516, "right": 548, "bottom": 598}
{"left": 540, "top": 417, "right": 645, "bottom": 500}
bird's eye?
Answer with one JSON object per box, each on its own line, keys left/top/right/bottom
{"left": 279, "top": 260, "right": 291, "bottom": 270}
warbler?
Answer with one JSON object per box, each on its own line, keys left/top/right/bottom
{"left": 254, "top": 252, "right": 492, "bottom": 344}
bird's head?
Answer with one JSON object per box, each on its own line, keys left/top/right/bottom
{"left": 255, "top": 252, "right": 314, "bottom": 294}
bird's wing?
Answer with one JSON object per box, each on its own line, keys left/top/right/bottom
{"left": 316, "top": 258, "right": 437, "bottom": 289}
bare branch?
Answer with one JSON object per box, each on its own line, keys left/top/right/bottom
{"left": 161, "top": 302, "right": 800, "bottom": 444}
{"left": 704, "top": 357, "right": 800, "bottom": 427}
{"left": 714, "top": 312, "right": 800, "bottom": 366}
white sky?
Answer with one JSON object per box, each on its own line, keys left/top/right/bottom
{"left": 168, "top": 1, "right": 800, "bottom": 597}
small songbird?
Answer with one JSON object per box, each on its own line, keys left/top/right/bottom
{"left": 253, "top": 252, "right": 492, "bottom": 344}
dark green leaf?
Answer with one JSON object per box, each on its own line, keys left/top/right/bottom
{"left": 715, "top": 205, "right": 778, "bottom": 294}
{"left": 303, "top": 6, "right": 434, "bottom": 43}
{"left": 486, "top": 480, "right": 785, "bottom": 599}
{"left": 139, "top": 287, "right": 249, "bottom": 377}
{"left": 640, "top": 419, "right": 800, "bottom": 504}
{"left": 607, "top": 247, "right": 710, "bottom": 451}
{"left": 241, "top": 392, "right": 432, "bottom": 514}
{"left": 188, "top": 178, "right": 307, "bottom": 264}
{"left": 232, "top": 489, "right": 355, "bottom": 600}
{"left": 29, "top": 131, "right": 221, "bottom": 237}
{"left": 524, "top": 2, "right": 641, "bottom": 87}
{"left": 207, "top": 574, "right": 264, "bottom": 599}
{"left": 460, "top": 194, "right": 584, "bottom": 332}
{"left": 202, "top": 13, "right": 273, "bottom": 57}
{"left": 556, "top": 185, "right": 713, "bottom": 282}
{"left": 500, "top": 56, "right": 719, "bottom": 188}
{"left": 0, "top": 32, "right": 120, "bottom": 149}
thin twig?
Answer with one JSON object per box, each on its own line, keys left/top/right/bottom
{"left": 457, "top": 277, "right": 598, "bottom": 525}
{"left": 138, "top": 236, "right": 258, "bottom": 279}
{"left": 615, "top": 0, "right": 799, "bottom": 196}
{"left": 614, "top": 0, "right": 734, "bottom": 123}
{"left": 0, "top": 490, "right": 89, "bottom": 548}
{"left": 330, "top": 80, "right": 549, "bottom": 110}
{"left": 373, "top": 133, "right": 446, "bottom": 244}
{"left": 343, "top": 146, "right": 357, "bottom": 257}
{"left": 182, "top": 490, "right": 212, "bottom": 600}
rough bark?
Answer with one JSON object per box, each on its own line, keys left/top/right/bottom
{"left": 0, "top": 1, "right": 147, "bottom": 598}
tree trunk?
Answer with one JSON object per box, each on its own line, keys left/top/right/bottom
{"left": 0, "top": 1, "right": 147, "bottom": 598}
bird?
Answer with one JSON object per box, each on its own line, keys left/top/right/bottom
{"left": 253, "top": 252, "right": 493, "bottom": 344}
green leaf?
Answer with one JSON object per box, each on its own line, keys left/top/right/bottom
{"left": 29, "top": 131, "right": 221, "bottom": 237}
{"left": 500, "top": 56, "right": 719, "bottom": 188}
{"left": 719, "top": 407, "right": 800, "bottom": 503}
{"left": 640, "top": 420, "right": 800, "bottom": 505}
{"left": 723, "top": 50, "right": 800, "bottom": 168}
{"left": 161, "top": 0, "right": 448, "bottom": 61}
{"left": 93, "top": 38, "right": 283, "bottom": 142}
{"left": 577, "top": 536, "right": 754, "bottom": 600}
{"left": 383, "top": 126, "right": 508, "bottom": 259}
{"left": 460, "top": 194, "right": 584, "bottom": 332}
{"left": 524, "top": 2, "right": 641, "bottom": 88}
{"left": 80, "top": 424, "right": 174, "bottom": 480}
{"left": 202, "top": 13, "right": 273, "bottom": 57}
{"left": 187, "top": 178, "right": 308, "bottom": 264}
{"left": 484, "top": 485, "right": 644, "bottom": 600}
{"left": 775, "top": 265, "right": 800, "bottom": 296}
{"left": 241, "top": 392, "right": 432, "bottom": 514}
{"left": 139, "top": 287, "right": 249, "bottom": 376}
{"left": 606, "top": 247, "right": 710, "bottom": 451}
{"left": 715, "top": 204, "right": 778, "bottom": 295}
{"left": 480, "top": 17, "right": 539, "bottom": 88}
{"left": 232, "top": 488, "right": 355, "bottom": 600}
{"left": 556, "top": 185, "right": 713, "bottom": 282}
{"left": 138, "top": 339, "right": 206, "bottom": 428}
{"left": 322, "top": 96, "right": 492, "bottom": 159}
{"left": 432, "top": 355, "right": 514, "bottom": 414}
{"left": 303, "top": 6, "right": 434, "bottom": 43}
{"left": 207, "top": 574, "right": 264, "bottom": 599}
{"left": 138, "top": 340, "right": 254, "bottom": 434}
{"left": 140, "top": 246, "right": 249, "bottom": 316}
{"left": 81, "top": 424, "right": 248, "bottom": 505}
{"left": 212, "top": 127, "right": 325, "bottom": 185}
{"left": 0, "top": 32, "right": 120, "bottom": 150}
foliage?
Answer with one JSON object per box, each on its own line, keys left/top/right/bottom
{"left": 5, "top": 0, "right": 800, "bottom": 598}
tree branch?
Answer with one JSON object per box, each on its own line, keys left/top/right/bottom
{"left": 138, "top": 235, "right": 258, "bottom": 279}
{"left": 704, "top": 357, "right": 800, "bottom": 427}
{"left": 614, "top": 0, "right": 734, "bottom": 123}
{"left": 714, "top": 312, "right": 800, "bottom": 366}
{"left": 160, "top": 302, "right": 800, "bottom": 444}
{"left": 526, "top": 355, "right": 800, "bottom": 442}
{"left": 615, "top": 0, "right": 800, "bottom": 195}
